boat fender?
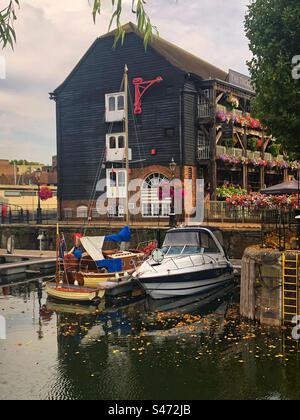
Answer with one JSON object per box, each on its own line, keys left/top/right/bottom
{"left": 74, "top": 280, "right": 79, "bottom": 286}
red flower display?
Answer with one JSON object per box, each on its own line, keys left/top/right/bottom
{"left": 39, "top": 186, "right": 53, "bottom": 201}
{"left": 226, "top": 193, "right": 298, "bottom": 210}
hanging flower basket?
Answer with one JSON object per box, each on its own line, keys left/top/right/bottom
{"left": 39, "top": 186, "right": 53, "bottom": 201}
{"left": 226, "top": 193, "right": 298, "bottom": 210}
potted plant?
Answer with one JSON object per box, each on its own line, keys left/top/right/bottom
{"left": 247, "top": 137, "right": 258, "bottom": 151}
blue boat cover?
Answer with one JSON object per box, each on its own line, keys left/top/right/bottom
{"left": 105, "top": 226, "right": 131, "bottom": 243}
{"left": 96, "top": 259, "right": 123, "bottom": 273}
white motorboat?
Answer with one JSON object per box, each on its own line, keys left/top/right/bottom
{"left": 133, "top": 227, "right": 234, "bottom": 300}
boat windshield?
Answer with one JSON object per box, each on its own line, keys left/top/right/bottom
{"left": 162, "top": 230, "right": 221, "bottom": 255}
{"left": 161, "top": 245, "right": 201, "bottom": 256}
{"left": 163, "top": 231, "right": 200, "bottom": 247}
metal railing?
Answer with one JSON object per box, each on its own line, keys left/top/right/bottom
{"left": 198, "top": 145, "right": 210, "bottom": 160}
{"left": 198, "top": 103, "right": 213, "bottom": 119}
{"left": 204, "top": 201, "right": 263, "bottom": 224}
{"left": 0, "top": 203, "right": 57, "bottom": 225}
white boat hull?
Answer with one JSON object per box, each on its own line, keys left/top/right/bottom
{"left": 142, "top": 272, "right": 234, "bottom": 300}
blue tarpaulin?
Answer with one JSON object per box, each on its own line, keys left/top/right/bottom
{"left": 105, "top": 226, "right": 131, "bottom": 243}
{"left": 96, "top": 259, "right": 123, "bottom": 273}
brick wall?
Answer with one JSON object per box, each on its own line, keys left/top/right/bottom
{"left": 0, "top": 160, "right": 15, "bottom": 185}
{"left": 59, "top": 164, "right": 182, "bottom": 223}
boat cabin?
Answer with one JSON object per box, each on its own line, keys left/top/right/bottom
{"left": 162, "top": 227, "right": 225, "bottom": 257}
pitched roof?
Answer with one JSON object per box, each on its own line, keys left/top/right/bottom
{"left": 101, "top": 22, "right": 228, "bottom": 81}
{"left": 54, "top": 22, "right": 228, "bottom": 94}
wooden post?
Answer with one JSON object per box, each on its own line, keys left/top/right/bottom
{"left": 124, "top": 65, "right": 130, "bottom": 226}
{"left": 243, "top": 124, "right": 248, "bottom": 191}
{"left": 260, "top": 167, "right": 265, "bottom": 190}
{"left": 210, "top": 126, "right": 217, "bottom": 200}
{"left": 55, "top": 223, "right": 60, "bottom": 285}
{"left": 210, "top": 83, "right": 217, "bottom": 200}
{"left": 261, "top": 131, "right": 266, "bottom": 189}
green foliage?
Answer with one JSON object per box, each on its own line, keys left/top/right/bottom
{"left": 9, "top": 159, "right": 40, "bottom": 165}
{"left": 216, "top": 185, "right": 247, "bottom": 200}
{"left": 267, "top": 143, "right": 281, "bottom": 157}
{"left": 223, "top": 137, "right": 235, "bottom": 148}
{"left": 245, "top": 0, "right": 300, "bottom": 159}
{"left": 247, "top": 137, "right": 258, "bottom": 151}
{"left": 1, "top": 1, "right": 156, "bottom": 50}
{"left": 0, "top": 0, "right": 19, "bottom": 49}
{"left": 92, "top": 0, "right": 157, "bottom": 49}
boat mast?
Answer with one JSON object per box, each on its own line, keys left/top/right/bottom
{"left": 124, "top": 64, "right": 130, "bottom": 226}
{"left": 55, "top": 223, "right": 60, "bottom": 285}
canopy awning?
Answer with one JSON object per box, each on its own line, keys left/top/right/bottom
{"left": 261, "top": 179, "right": 299, "bottom": 195}
{"left": 80, "top": 236, "right": 105, "bottom": 261}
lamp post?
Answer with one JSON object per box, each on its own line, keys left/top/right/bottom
{"left": 169, "top": 158, "right": 177, "bottom": 228}
{"left": 35, "top": 169, "right": 42, "bottom": 225}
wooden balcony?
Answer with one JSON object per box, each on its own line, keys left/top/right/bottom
{"left": 198, "top": 145, "right": 210, "bottom": 160}
{"left": 198, "top": 103, "right": 213, "bottom": 119}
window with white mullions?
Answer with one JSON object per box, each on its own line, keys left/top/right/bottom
{"left": 105, "top": 92, "right": 125, "bottom": 122}
{"left": 106, "top": 169, "right": 127, "bottom": 199}
{"left": 142, "top": 173, "right": 171, "bottom": 218}
{"left": 106, "top": 133, "right": 132, "bottom": 162}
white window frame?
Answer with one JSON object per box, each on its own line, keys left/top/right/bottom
{"left": 77, "top": 205, "right": 88, "bottom": 218}
{"left": 106, "top": 133, "right": 131, "bottom": 162}
{"left": 141, "top": 173, "right": 171, "bottom": 218}
{"left": 106, "top": 169, "right": 127, "bottom": 199}
{"left": 108, "top": 204, "right": 125, "bottom": 218}
{"left": 105, "top": 92, "right": 126, "bottom": 122}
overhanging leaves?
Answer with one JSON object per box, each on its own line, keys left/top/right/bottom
{"left": 0, "top": 0, "right": 19, "bottom": 49}
{"left": 92, "top": 0, "right": 158, "bottom": 49}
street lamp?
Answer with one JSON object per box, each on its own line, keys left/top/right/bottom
{"left": 169, "top": 158, "right": 177, "bottom": 228}
{"left": 35, "top": 168, "right": 42, "bottom": 224}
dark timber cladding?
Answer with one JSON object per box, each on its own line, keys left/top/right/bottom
{"left": 53, "top": 23, "right": 227, "bottom": 204}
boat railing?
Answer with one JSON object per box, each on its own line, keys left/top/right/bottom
{"left": 145, "top": 253, "right": 219, "bottom": 274}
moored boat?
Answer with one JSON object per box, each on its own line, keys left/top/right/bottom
{"left": 133, "top": 227, "right": 234, "bottom": 300}
{"left": 46, "top": 283, "right": 104, "bottom": 304}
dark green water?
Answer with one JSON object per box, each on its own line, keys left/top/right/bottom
{"left": 1, "top": 279, "right": 300, "bottom": 400}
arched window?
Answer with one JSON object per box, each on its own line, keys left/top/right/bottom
{"left": 77, "top": 206, "right": 88, "bottom": 218}
{"left": 142, "top": 173, "right": 171, "bottom": 218}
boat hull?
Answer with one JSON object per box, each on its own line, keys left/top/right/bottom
{"left": 45, "top": 283, "right": 104, "bottom": 304}
{"left": 139, "top": 267, "right": 234, "bottom": 300}
{"left": 77, "top": 270, "right": 133, "bottom": 289}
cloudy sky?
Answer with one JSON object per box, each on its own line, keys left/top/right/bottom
{"left": 0, "top": 0, "right": 251, "bottom": 164}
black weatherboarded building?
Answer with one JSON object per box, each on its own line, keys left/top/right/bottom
{"left": 51, "top": 23, "right": 277, "bottom": 223}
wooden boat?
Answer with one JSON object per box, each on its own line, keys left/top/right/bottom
{"left": 46, "top": 283, "right": 105, "bottom": 304}
{"left": 76, "top": 269, "right": 133, "bottom": 288}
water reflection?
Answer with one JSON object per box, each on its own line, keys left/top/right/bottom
{"left": 1, "top": 279, "right": 300, "bottom": 400}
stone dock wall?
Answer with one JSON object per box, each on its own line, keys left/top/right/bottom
{"left": 240, "top": 247, "right": 300, "bottom": 327}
